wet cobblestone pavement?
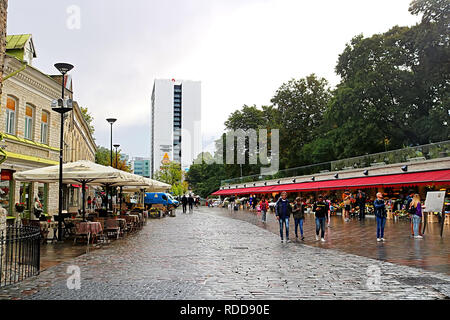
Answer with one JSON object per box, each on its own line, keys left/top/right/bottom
{"left": 216, "top": 208, "right": 450, "bottom": 275}
{"left": 0, "top": 207, "right": 449, "bottom": 300}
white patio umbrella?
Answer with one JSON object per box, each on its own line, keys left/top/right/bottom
{"left": 119, "top": 177, "right": 171, "bottom": 210}
{"left": 14, "top": 160, "right": 144, "bottom": 220}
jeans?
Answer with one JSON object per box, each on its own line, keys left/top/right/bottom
{"left": 278, "top": 217, "right": 289, "bottom": 240}
{"left": 315, "top": 217, "right": 326, "bottom": 238}
{"left": 261, "top": 210, "right": 267, "bottom": 222}
{"left": 182, "top": 204, "right": 187, "bottom": 213}
{"left": 359, "top": 205, "right": 365, "bottom": 220}
{"left": 294, "top": 218, "right": 304, "bottom": 237}
{"left": 412, "top": 215, "right": 421, "bottom": 236}
{"left": 376, "top": 216, "right": 386, "bottom": 238}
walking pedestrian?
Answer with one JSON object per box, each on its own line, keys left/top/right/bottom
{"left": 87, "top": 196, "right": 92, "bottom": 212}
{"left": 259, "top": 196, "right": 269, "bottom": 223}
{"left": 275, "top": 192, "right": 292, "bottom": 243}
{"left": 342, "top": 190, "right": 352, "bottom": 222}
{"left": 409, "top": 194, "right": 424, "bottom": 239}
{"left": 313, "top": 195, "right": 328, "bottom": 242}
{"left": 248, "top": 195, "right": 254, "bottom": 211}
{"left": 374, "top": 192, "right": 387, "bottom": 242}
{"left": 325, "top": 195, "right": 333, "bottom": 228}
{"left": 181, "top": 195, "right": 188, "bottom": 213}
{"left": 252, "top": 195, "right": 257, "bottom": 211}
{"left": 229, "top": 195, "right": 236, "bottom": 211}
{"left": 293, "top": 197, "right": 305, "bottom": 241}
{"left": 188, "top": 194, "right": 194, "bottom": 213}
{"left": 355, "top": 189, "right": 367, "bottom": 221}
{"left": 405, "top": 190, "right": 421, "bottom": 237}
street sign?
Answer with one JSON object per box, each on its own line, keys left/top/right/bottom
{"left": 161, "top": 153, "right": 170, "bottom": 165}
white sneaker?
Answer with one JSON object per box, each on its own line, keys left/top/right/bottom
{"left": 381, "top": 238, "right": 386, "bottom": 242}
{"left": 315, "top": 235, "right": 319, "bottom": 241}
{"left": 321, "top": 238, "right": 325, "bottom": 242}
{"left": 414, "top": 235, "right": 423, "bottom": 239}
{"left": 377, "top": 238, "right": 381, "bottom": 242}
{"left": 287, "top": 240, "right": 291, "bottom": 243}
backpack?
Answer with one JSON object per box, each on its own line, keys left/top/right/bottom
{"left": 408, "top": 204, "right": 416, "bottom": 216}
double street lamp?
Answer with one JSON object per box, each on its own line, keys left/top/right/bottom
{"left": 52, "top": 63, "right": 74, "bottom": 242}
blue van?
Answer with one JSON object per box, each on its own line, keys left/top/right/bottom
{"left": 144, "top": 192, "right": 179, "bottom": 209}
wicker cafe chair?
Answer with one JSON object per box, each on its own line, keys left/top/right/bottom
{"left": 124, "top": 216, "right": 136, "bottom": 233}
{"left": 73, "top": 222, "right": 90, "bottom": 245}
{"left": 94, "top": 219, "right": 109, "bottom": 244}
{"left": 105, "top": 219, "right": 121, "bottom": 240}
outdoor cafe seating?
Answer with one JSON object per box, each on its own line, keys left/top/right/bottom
{"left": 12, "top": 160, "right": 170, "bottom": 246}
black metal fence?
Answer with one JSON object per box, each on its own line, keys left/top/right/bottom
{"left": 0, "top": 223, "right": 41, "bottom": 287}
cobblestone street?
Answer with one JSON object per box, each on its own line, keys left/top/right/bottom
{"left": 0, "top": 207, "right": 449, "bottom": 300}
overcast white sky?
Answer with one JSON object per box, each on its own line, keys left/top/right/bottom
{"left": 7, "top": 0, "right": 420, "bottom": 158}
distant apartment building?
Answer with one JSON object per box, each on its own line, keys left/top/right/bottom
{"left": 120, "top": 153, "right": 130, "bottom": 167}
{"left": 150, "top": 79, "right": 201, "bottom": 178}
{"left": 131, "top": 157, "right": 150, "bottom": 178}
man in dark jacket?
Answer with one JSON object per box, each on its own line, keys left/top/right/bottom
{"left": 355, "top": 189, "right": 367, "bottom": 221}
{"left": 313, "top": 195, "right": 329, "bottom": 242}
{"left": 275, "top": 192, "right": 292, "bottom": 243}
{"left": 181, "top": 195, "right": 188, "bottom": 213}
{"left": 188, "top": 195, "right": 194, "bottom": 213}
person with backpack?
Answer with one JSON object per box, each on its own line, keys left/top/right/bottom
{"left": 259, "top": 196, "right": 269, "bottom": 223}
{"left": 374, "top": 192, "right": 387, "bottom": 242}
{"left": 409, "top": 194, "right": 423, "bottom": 239}
{"left": 275, "top": 192, "right": 292, "bottom": 243}
{"left": 313, "top": 195, "right": 329, "bottom": 242}
{"left": 292, "top": 197, "right": 305, "bottom": 241}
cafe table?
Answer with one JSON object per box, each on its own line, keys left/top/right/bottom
{"left": 76, "top": 221, "right": 103, "bottom": 244}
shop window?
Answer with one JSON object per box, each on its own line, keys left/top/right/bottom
{"left": 5, "top": 97, "right": 17, "bottom": 135}
{"left": 41, "top": 111, "right": 49, "bottom": 144}
{"left": 24, "top": 105, "right": 34, "bottom": 140}
{"left": 19, "top": 182, "right": 32, "bottom": 211}
{"left": 0, "top": 170, "right": 14, "bottom": 215}
{"left": 37, "top": 183, "right": 48, "bottom": 213}
{"left": 69, "top": 186, "right": 79, "bottom": 207}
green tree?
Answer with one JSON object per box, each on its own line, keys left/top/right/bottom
{"left": 80, "top": 107, "right": 95, "bottom": 136}
{"left": 154, "top": 161, "right": 187, "bottom": 195}
{"left": 95, "top": 145, "right": 131, "bottom": 172}
{"left": 325, "top": 0, "right": 449, "bottom": 159}
{"left": 186, "top": 152, "right": 227, "bottom": 198}
{"left": 271, "top": 74, "right": 332, "bottom": 168}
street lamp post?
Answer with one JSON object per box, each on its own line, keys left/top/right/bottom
{"left": 52, "top": 63, "right": 74, "bottom": 242}
{"left": 106, "top": 118, "right": 117, "bottom": 211}
{"left": 113, "top": 144, "right": 120, "bottom": 168}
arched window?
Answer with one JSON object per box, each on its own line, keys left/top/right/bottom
{"left": 5, "top": 96, "right": 17, "bottom": 135}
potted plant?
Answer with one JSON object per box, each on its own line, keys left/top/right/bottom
{"left": 15, "top": 202, "right": 25, "bottom": 214}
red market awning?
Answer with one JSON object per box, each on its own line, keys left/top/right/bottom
{"left": 211, "top": 169, "right": 450, "bottom": 196}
